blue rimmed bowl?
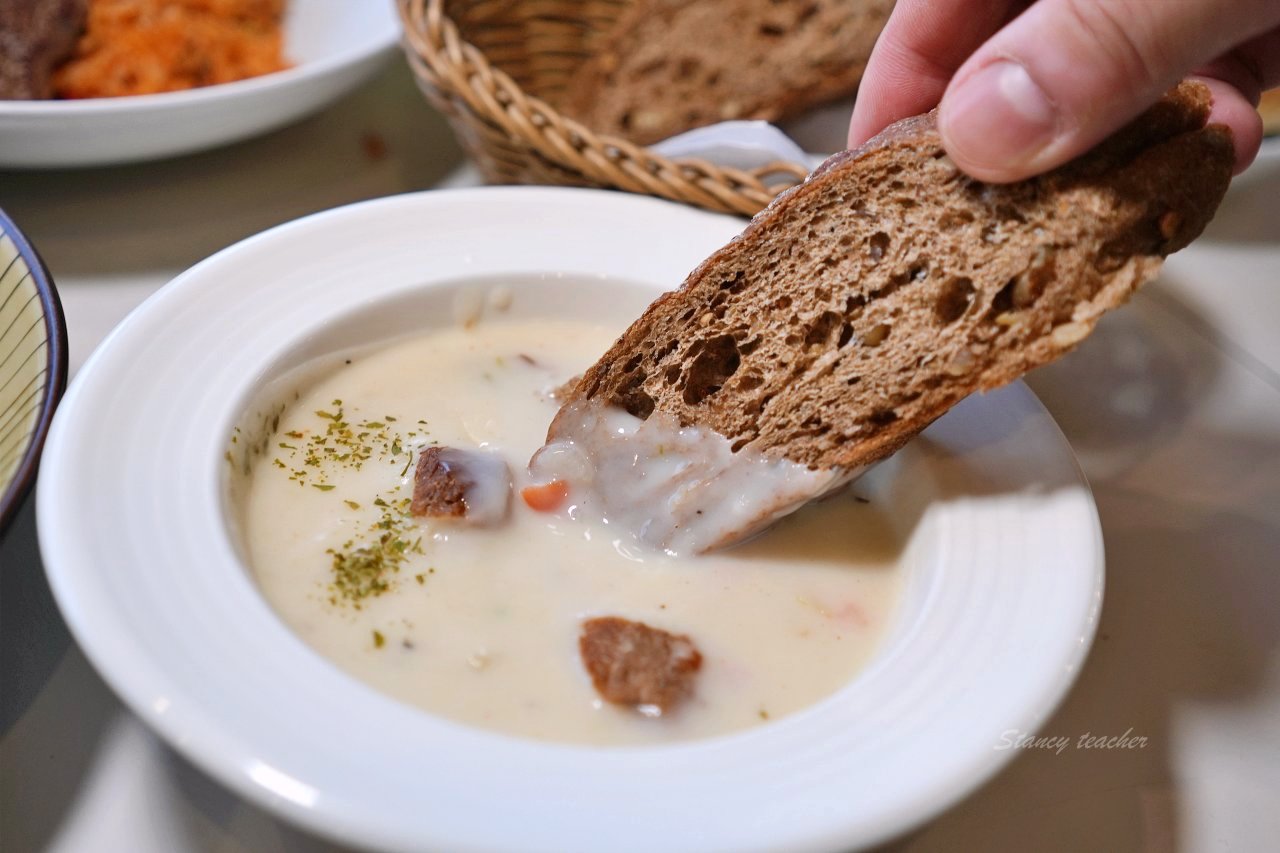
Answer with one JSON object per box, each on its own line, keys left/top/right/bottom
{"left": 0, "top": 208, "right": 68, "bottom": 535}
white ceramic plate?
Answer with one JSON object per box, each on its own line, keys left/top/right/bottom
{"left": 0, "top": 0, "right": 399, "bottom": 168}
{"left": 38, "top": 188, "right": 1103, "bottom": 852}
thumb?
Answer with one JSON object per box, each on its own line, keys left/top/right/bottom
{"left": 936, "top": 0, "right": 1280, "bottom": 182}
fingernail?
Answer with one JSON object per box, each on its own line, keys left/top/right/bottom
{"left": 941, "top": 61, "right": 1057, "bottom": 174}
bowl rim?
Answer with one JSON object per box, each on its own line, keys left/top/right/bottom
{"left": 0, "top": 207, "right": 68, "bottom": 535}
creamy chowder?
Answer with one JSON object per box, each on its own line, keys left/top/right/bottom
{"left": 237, "top": 313, "right": 902, "bottom": 745}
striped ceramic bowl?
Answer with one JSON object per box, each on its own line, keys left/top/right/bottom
{"left": 0, "top": 208, "right": 67, "bottom": 535}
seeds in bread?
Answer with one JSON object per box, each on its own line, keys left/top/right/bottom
{"left": 560, "top": 0, "right": 894, "bottom": 145}
{"left": 565, "top": 81, "right": 1234, "bottom": 470}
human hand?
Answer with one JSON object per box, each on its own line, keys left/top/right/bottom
{"left": 847, "top": 0, "right": 1280, "bottom": 181}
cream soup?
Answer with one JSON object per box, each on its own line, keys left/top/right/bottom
{"left": 239, "top": 318, "right": 902, "bottom": 745}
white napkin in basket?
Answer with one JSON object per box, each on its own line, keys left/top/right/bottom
{"left": 647, "top": 99, "right": 856, "bottom": 176}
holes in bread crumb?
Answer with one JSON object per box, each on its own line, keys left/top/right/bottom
{"left": 619, "top": 389, "right": 654, "bottom": 420}
{"left": 939, "top": 210, "right": 975, "bottom": 230}
{"left": 759, "top": 22, "right": 785, "bottom": 37}
{"left": 805, "top": 311, "right": 841, "bottom": 347}
{"left": 775, "top": 294, "right": 792, "bottom": 310}
{"left": 846, "top": 375, "right": 861, "bottom": 386}
{"left": 875, "top": 259, "right": 928, "bottom": 300}
{"left": 654, "top": 338, "right": 680, "bottom": 361}
{"left": 797, "top": 3, "right": 819, "bottom": 24}
{"left": 719, "top": 270, "right": 746, "bottom": 292}
{"left": 682, "top": 334, "right": 741, "bottom": 405}
{"left": 664, "top": 365, "right": 681, "bottom": 385}
{"left": 738, "top": 335, "right": 762, "bottom": 355}
{"left": 868, "top": 232, "right": 890, "bottom": 262}
{"left": 990, "top": 278, "right": 1017, "bottom": 316}
{"left": 845, "top": 294, "right": 867, "bottom": 315}
{"left": 619, "top": 112, "right": 633, "bottom": 132}
{"left": 622, "top": 353, "right": 644, "bottom": 374}
{"left": 1012, "top": 248, "right": 1056, "bottom": 307}
{"left": 744, "top": 392, "right": 774, "bottom": 417}
{"left": 867, "top": 409, "right": 898, "bottom": 426}
{"left": 678, "top": 58, "right": 701, "bottom": 77}
{"left": 730, "top": 438, "right": 750, "bottom": 453}
{"left": 736, "top": 373, "right": 764, "bottom": 391}
{"left": 838, "top": 322, "right": 854, "bottom": 348}
{"left": 935, "top": 277, "right": 975, "bottom": 325}
{"left": 612, "top": 373, "right": 654, "bottom": 419}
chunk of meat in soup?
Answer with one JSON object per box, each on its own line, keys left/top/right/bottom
{"left": 411, "top": 447, "right": 512, "bottom": 525}
{"left": 579, "top": 616, "right": 703, "bottom": 715}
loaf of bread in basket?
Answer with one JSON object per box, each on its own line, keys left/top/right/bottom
{"left": 559, "top": 0, "right": 895, "bottom": 144}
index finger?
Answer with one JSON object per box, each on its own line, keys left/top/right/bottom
{"left": 848, "top": 0, "right": 1021, "bottom": 148}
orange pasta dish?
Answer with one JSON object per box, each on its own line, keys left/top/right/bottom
{"left": 52, "top": 0, "right": 290, "bottom": 99}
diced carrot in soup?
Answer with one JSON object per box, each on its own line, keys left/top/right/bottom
{"left": 522, "top": 480, "right": 569, "bottom": 512}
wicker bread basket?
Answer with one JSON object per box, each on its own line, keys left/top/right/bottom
{"left": 397, "top": 0, "right": 811, "bottom": 216}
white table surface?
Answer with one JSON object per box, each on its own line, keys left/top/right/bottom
{"left": 3, "top": 61, "right": 1279, "bottom": 852}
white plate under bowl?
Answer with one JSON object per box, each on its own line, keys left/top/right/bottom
{"left": 0, "top": 0, "right": 398, "bottom": 169}
{"left": 37, "top": 188, "right": 1103, "bottom": 852}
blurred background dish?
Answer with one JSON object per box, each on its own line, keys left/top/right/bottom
{"left": 0, "top": 208, "right": 67, "bottom": 536}
{"left": 1258, "top": 87, "right": 1280, "bottom": 137}
{"left": 0, "top": 0, "right": 399, "bottom": 168}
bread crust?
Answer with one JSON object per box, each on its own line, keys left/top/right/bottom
{"left": 569, "top": 81, "right": 1234, "bottom": 469}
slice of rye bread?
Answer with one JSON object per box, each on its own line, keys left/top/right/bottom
{"left": 559, "top": 0, "right": 894, "bottom": 146}
{"left": 563, "top": 81, "right": 1234, "bottom": 470}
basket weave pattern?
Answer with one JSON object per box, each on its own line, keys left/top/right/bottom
{"left": 398, "top": 0, "right": 810, "bottom": 216}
